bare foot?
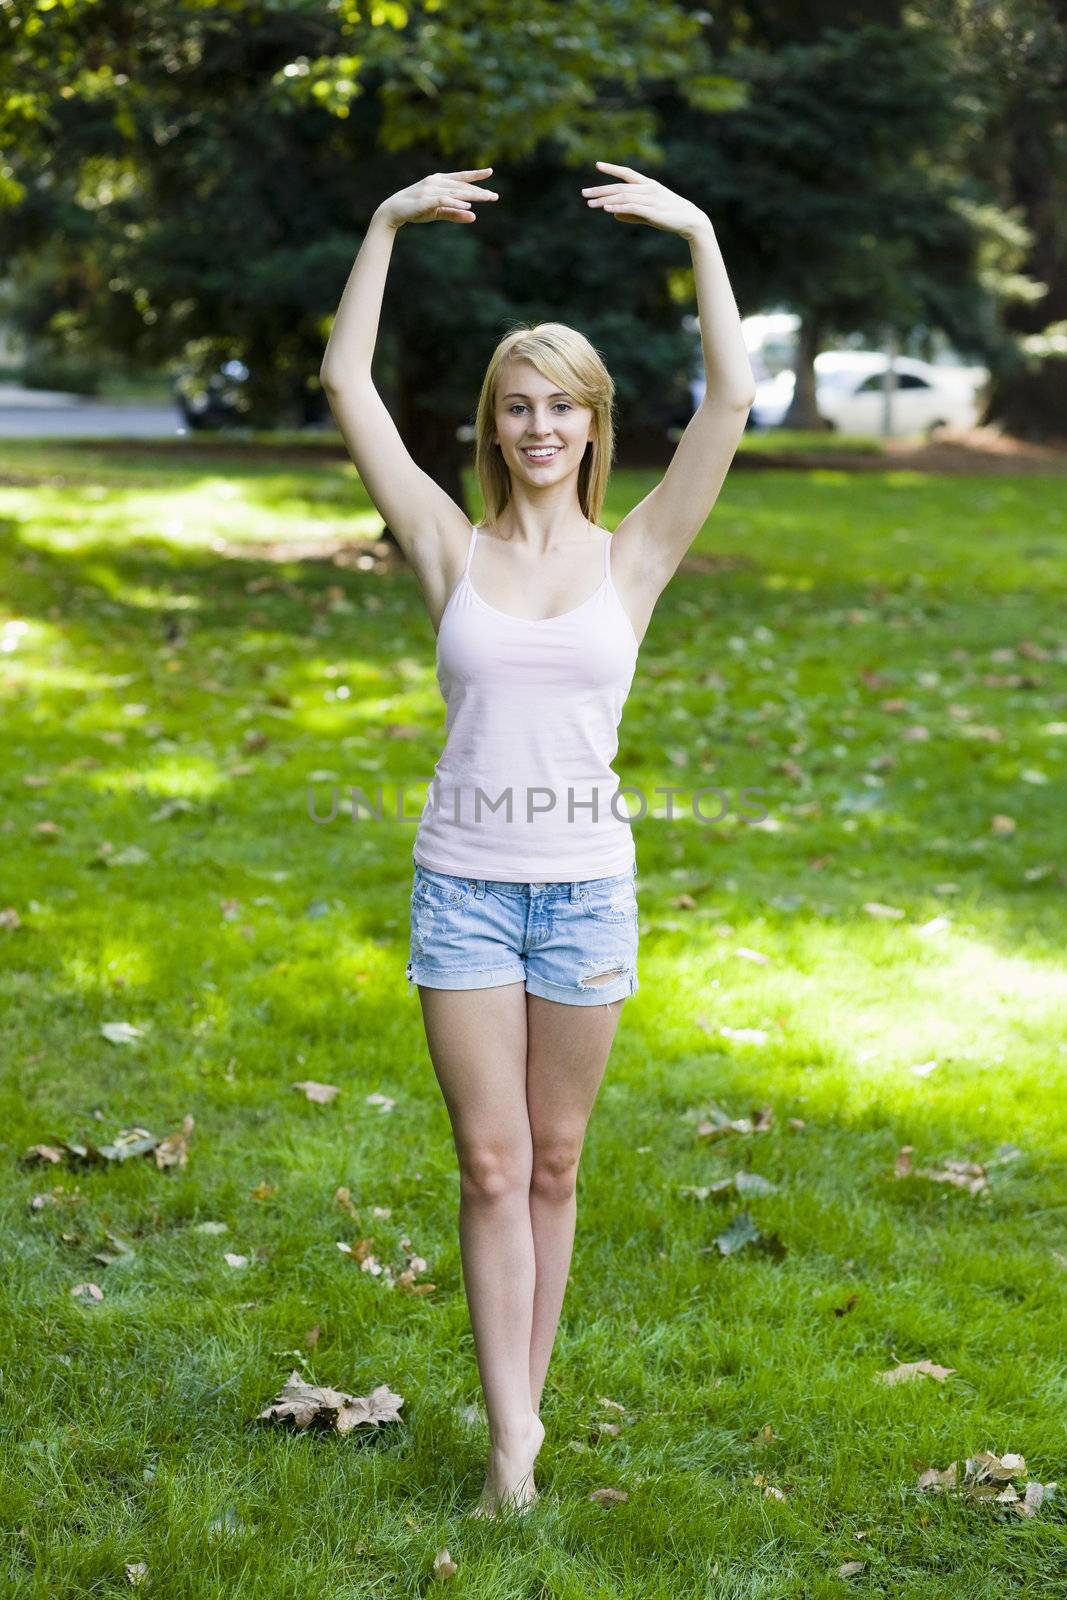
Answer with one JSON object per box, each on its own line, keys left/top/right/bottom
{"left": 468, "top": 1412, "right": 545, "bottom": 1518}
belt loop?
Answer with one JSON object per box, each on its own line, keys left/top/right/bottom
{"left": 473, "top": 877, "right": 486, "bottom": 899}
{"left": 570, "top": 880, "right": 581, "bottom": 901}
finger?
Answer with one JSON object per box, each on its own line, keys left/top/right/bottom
{"left": 595, "top": 160, "right": 640, "bottom": 180}
{"left": 581, "top": 185, "right": 625, "bottom": 197}
{"left": 444, "top": 168, "right": 494, "bottom": 177}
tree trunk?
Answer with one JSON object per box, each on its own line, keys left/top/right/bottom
{"left": 781, "top": 311, "right": 833, "bottom": 430}
{"left": 984, "top": 91, "right": 1067, "bottom": 441}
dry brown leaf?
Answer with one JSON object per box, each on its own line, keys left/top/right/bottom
{"left": 154, "top": 1122, "right": 190, "bottom": 1170}
{"left": 916, "top": 1452, "right": 1056, "bottom": 1516}
{"left": 250, "top": 1180, "right": 278, "bottom": 1200}
{"left": 22, "top": 1144, "right": 65, "bottom": 1165}
{"left": 838, "top": 1561, "right": 865, "bottom": 1578}
{"left": 305, "top": 1324, "right": 321, "bottom": 1348}
{"left": 894, "top": 1146, "right": 988, "bottom": 1194}
{"left": 292, "top": 1080, "right": 339, "bottom": 1104}
{"left": 876, "top": 1358, "right": 955, "bottom": 1385}
{"left": 255, "top": 1369, "right": 403, "bottom": 1433}
{"left": 588, "top": 1486, "right": 628, "bottom": 1504}
{"left": 431, "top": 1547, "right": 458, "bottom": 1579}
{"left": 71, "top": 1282, "right": 104, "bottom": 1301}
{"left": 335, "top": 1186, "right": 359, "bottom": 1218}
{"left": 752, "top": 1473, "right": 787, "bottom": 1499}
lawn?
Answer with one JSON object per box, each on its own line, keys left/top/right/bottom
{"left": 2, "top": 436, "right": 1066, "bottom": 1597}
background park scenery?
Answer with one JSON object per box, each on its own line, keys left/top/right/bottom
{"left": 2, "top": 1, "right": 1067, "bottom": 1596}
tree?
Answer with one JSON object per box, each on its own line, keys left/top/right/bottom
{"left": 660, "top": 17, "right": 1016, "bottom": 427}
{"left": 925, "top": 0, "right": 1067, "bottom": 441}
{"left": 0, "top": 0, "right": 733, "bottom": 525}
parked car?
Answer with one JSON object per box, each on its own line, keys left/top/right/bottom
{"left": 173, "top": 360, "right": 331, "bottom": 430}
{"left": 747, "top": 351, "right": 985, "bottom": 436}
{"left": 173, "top": 359, "right": 251, "bottom": 429}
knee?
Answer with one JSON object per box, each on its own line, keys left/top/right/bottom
{"left": 458, "top": 1144, "right": 532, "bottom": 1203}
{"left": 530, "top": 1137, "right": 583, "bottom": 1201}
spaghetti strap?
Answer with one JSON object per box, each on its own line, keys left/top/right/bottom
{"left": 603, "top": 526, "right": 612, "bottom": 585}
{"left": 463, "top": 522, "right": 481, "bottom": 576}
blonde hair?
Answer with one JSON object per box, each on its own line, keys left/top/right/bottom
{"left": 473, "top": 322, "right": 616, "bottom": 527}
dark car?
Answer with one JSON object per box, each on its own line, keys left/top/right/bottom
{"left": 173, "top": 360, "right": 331, "bottom": 430}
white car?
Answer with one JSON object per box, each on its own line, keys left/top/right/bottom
{"left": 747, "top": 351, "right": 986, "bottom": 437}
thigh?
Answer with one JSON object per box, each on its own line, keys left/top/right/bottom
{"left": 525, "top": 991, "right": 624, "bottom": 1153}
{"left": 418, "top": 982, "right": 533, "bottom": 1174}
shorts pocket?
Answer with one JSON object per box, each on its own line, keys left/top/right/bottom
{"left": 412, "top": 867, "right": 476, "bottom": 907}
{"left": 580, "top": 879, "right": 638, "bottom": 924}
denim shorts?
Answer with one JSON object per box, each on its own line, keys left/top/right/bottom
{"left": 405, "top": 856, "right": 639, "bottom": 1005}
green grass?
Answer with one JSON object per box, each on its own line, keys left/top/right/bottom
{"left": 2, "top": 437, "right": 1066, "bottom": 1597}
{"left": 735, "top": 427, "right": 889, "bottom": 454}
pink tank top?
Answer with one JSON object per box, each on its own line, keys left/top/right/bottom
{"left": 412, "top": 521, "right": 640, "bottom": 881}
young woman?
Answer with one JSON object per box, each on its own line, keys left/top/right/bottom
{"left": 320, "top": 163, "right": 754, "bottom": 1517}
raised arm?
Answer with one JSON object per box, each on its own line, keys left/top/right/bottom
{"left": 319, "top": 170, "right": 499, "bottom": 565}
{"left": 581, "top": 161, "right": 756, "bottom": 598}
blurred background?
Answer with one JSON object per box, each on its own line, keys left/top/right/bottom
{"left": 1, "top": 0, "right": 1064, "bottom": 484}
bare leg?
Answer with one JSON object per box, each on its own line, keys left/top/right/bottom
{"left": 525, "top": 983, "right": 625, "bottom": 1417}
{"left": 417, "top": 980, "right": 545, "bottom": 1514}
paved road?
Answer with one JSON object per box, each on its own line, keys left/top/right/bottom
{"left": 0, "top": 382, "right": 187, "bottom": 438}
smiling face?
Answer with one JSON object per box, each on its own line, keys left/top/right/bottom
{"left": 492, "top": 359, "right": 595, "bottom": 485}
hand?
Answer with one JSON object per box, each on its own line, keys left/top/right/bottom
{"left": 376, "top": 168, "right": 499, "bottom": 230}
{"left": 581, "top": 161, "right": 710, "bottom": 241}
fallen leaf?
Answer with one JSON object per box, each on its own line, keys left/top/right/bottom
{"left": 733, "top": 1170, "right": 779, "bottom": 1197}
{"left": 254, "top": 1369, "right": 404, "bottom": 1433}
{"left": 432, "top": 1548, "right": 458, "bottom": 1579}
{"left": 875, "top": 1358, "right": 955, "bottom": 1385}
{"left": 838, "top": 1561, "right": 865, "bottom": 1577}
{"left": 224, "top": 1253, "right": 249, "bottom": 1269}
{"left": 100, "top": 1022, "right": 145, "bottom": 1045}
{"left": 292, "top": 1081, "right": 340, "bottom": 1104}
{"left": 71, "top": 1282, "right": 104, "bottom": 1302}
{"left": 125, "top": 1562, "right": 147, "bottom": 1586}
{"left": 916, "top": 1452, "right": 1056, "bottom": 1517}
{"left": 21, "top": 1144, "right": 65, "bottom": 1166}
{"left": 713, "top": 1210, "right": 761, "bottom": 1256}
{"left": 588, "top": 1486, "right": 628, "bottom": 1504}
